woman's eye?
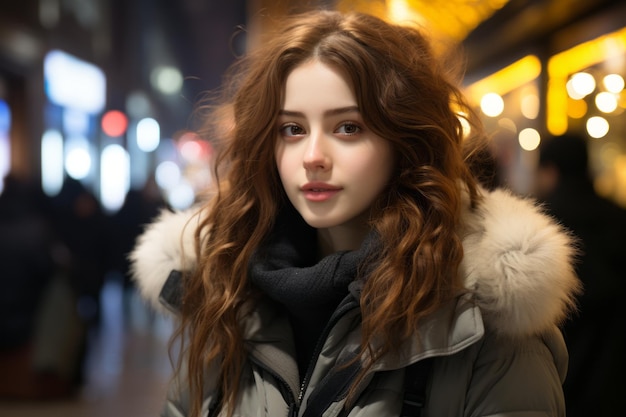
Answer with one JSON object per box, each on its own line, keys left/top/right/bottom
{"left": 336, "top": 122, "right": 361, "bottom": 135}
{"left": 279, "top": 123, "right": 305, "bottom": 137}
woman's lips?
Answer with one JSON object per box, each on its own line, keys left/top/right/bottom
{"left": 301, "top": 183, "right": 342, "bottom": 202}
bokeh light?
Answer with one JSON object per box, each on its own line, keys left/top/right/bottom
{"left": 568, "top": 72, "right": 596, "bottom": 98}
{"left": 480, "top": 92, "right": 504, "bottom": 117}
{"left": 167, "top": 180, "right": 195, "bottom": 210}
{"left": 150, "top": 66, "right": 183, "bottom": 95}
{"left": 126, "top": 90, "right": 151, "bottom": 118}
{"left": 64, "top": 136, "right": 92, "bottom": 180}
{"left": 44, "top": 50, "right": 105, "bottom": 114}
{"left": 101, "top": 110, "right": 128, "bottom": 137}
{"left": 497, "top": 117, "right": 517, "bottom": 133}
{"left": 567, "top": 98, "right": 587, "bottom": 119}
{"left": 586, "top": 116, "right": 609, "bottom": 138}
{"left": 136, "top": 117, "right": 160, "bottom": 152}
{"left": 155, "top": 161, "right": 181, "bottom": 190}
{"left": 100, "top": 144, "right": 130, "bottom": 212}
{"left": 603, "top": 74, "right": 624, "bottom": 93}
{"left": 41, "top": 129, "right": 64, "bottom": 196}
{"left": 520, "top": 93, "right": 539, "bottom": 119}
{"left": 595, "top": 92, "right": 618, "bottom": 113}
{"left": 518, "top": 128, "right": 541, "bottom": 151}
{"left": 0, "top": 99, "right": 11, "bottom": 193}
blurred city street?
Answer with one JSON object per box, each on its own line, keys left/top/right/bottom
{"left": 0, "top": 279, "right": 174, "bottom": 417}
{"left": 1, "top": 1, "right": 625, "bottom": 416}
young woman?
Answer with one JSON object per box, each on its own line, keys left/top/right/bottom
{"left": 131, "top": 10, "right": 580, "bottom": 417}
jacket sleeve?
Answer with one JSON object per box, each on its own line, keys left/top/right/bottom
{"left": 463, "top": 327, "right": 567, "bottom": 417}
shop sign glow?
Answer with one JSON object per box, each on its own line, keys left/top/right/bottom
{"left": 44, "top": 49, "right": 106, "bottom": 114}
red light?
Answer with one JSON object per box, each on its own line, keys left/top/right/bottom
{"left": 178, "top": 131, "right": 213, "bottom": 161}
{"left": 101, "top": 110, "right": 128, "bottom": 137}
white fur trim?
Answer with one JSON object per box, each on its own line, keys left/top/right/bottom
{"left": 131, "top": 188, "right": 581, "bottom": 337}
{"left": 461, "top": 188, "right": 580, "bottom": 337}
{"left": 129, "top": 208, "right": 203, "bottom": 313}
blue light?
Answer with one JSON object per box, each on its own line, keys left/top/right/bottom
{"left": 0, "top": 99, "right": 10, "bottom": 133}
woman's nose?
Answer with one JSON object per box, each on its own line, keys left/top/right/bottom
{"left": 302, "top": 133, "right": 331, "bottom": 171}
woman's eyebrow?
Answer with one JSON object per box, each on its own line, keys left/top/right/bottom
{"left": 278, "top": 106, "right": 360, "bottom": 118}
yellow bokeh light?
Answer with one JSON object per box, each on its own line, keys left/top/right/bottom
{"left": 603, "top": 74, "right": 625, "bottom": 93}
{"left": 566, "top": 78, "right": 586, "bottom": 100}
{"left": 383, "top": 0, "right": 510, "bottom": 42}
{"left": 521, "top": 93, "right": 539, "bottom": 119}
{"left": 387, "top": 0, "right": 426, "bottom": 26}
{"left": 567, "top": 98, "right": 588, "bottom": 119}
{"left": 569, "top": 72, "right": 596, "bottom": 97}
{"left": 518, "top": 128, "right": 540, "bottom": 151}
{"left": 595, "top": 92, "right": 619, "bottom": 113}
{"left": 547, "top": 26, "right": 626, "bottom": 136}
{"left": 465, "top": 55, "right": 541, "bottom": 105}
{"left": 481, "top": 92, "right": 504, "bottom": 117}
{"left": 586, "top": 116, "right": 610, "bottom": 139}
{"left": 498, "top": 117, "right": 517, "bottom": 133}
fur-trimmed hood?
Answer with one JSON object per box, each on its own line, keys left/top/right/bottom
{"left": 130, "top": 187, "right": 580, "bottom": 338}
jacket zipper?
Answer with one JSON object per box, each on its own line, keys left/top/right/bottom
{"left": 297, "top": 296, "right": 360, "bottom": 404}
{"left": 250, "top": 294, "right": 359, "bottom": 416}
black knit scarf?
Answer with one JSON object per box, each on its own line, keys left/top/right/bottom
{"left": 249, "top": 204, "right": 375, "bottom": 375}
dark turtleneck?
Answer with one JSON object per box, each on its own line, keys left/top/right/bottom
{"left": 248, "top": 204, "right": 374, "bottom": 377}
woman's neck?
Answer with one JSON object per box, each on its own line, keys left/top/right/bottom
{"left": 317, "top": 217, "right": 370, "bottom": 258}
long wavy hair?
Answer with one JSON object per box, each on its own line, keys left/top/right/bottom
{"left": 180, "top": 10, "right": 488, "bottom": 417}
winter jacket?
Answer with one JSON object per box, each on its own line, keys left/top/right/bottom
{"left": 131, "top": 187, "right": 580, "bottom": 417}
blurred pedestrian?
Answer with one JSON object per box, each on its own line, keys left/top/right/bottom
{"left": 109, "top": 175, "right": 166, "bottom": 289}
{"left": 0, "top": 174, "right": 79, "bottom": 399}
{"left": 536, "top": 132, "right": 626, "bottom": 417}
{"left": 49, "top": 177, "right": 112, "bottom": 327}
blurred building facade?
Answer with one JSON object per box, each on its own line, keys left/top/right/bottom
{"left": 461, "top": 0, "right": 626, "bottom": 204}
{"left": 0, "top": 0, "right": 248, "bottom": 211}
{"left": 1, "top": 0, "right": 625, "bottom": 209}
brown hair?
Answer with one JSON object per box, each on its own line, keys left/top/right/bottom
{"left": 181, "top": 10, "right": 487, "bottom": 416}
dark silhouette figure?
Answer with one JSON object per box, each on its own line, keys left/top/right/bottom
{"left": 536, "top": 133, "right": 626, "bottom": 417}
{"left": 48, "top": 178, "right": 113, "bottom": 326}
{"left": 109, "top": 177, "right": 166, "bottom": 288}
{"left": 0, "top": 174, "right": 78, "bottom": 399}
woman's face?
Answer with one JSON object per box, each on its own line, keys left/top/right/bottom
{"left": 275, "top": 60, "right": 394, "bottom": 231}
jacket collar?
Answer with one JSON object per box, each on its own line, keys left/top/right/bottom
{"left": 238, "top": 289, "right": 482, "bottom": 390}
